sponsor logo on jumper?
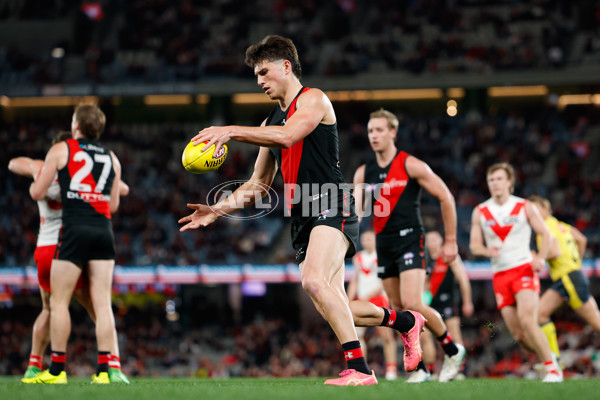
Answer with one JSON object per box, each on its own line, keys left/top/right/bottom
{"left": 502, "top": 216, "right": 519, "bottom": 225}
{"left": 381, "top": 179, "right": 408, "bottom": 191}
{"left": 79, "top": 143, "right": 105, "bottom": 153}
{"left": 365, "top": 183, "right": 378, "bottom": 193}
{"left": 399, "top": 228, "right": 413, "bottom": 237}
{"left": 67, "top": 191, "right": 110, "bottom": 202}
{"left": 318, "top": 209, "right": 331, "bottom": 220}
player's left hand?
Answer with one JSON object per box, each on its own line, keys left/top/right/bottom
{"left": 462, "top": 301, "right": 474, "bottom": 318}
{"left": 531, "top": 256, "right": 545, "bottom": 272}
{"left": 441, "top": 239, "right": 458, "bottom": 263}
{"left": 178, "top": 203, "right": 219, "bottom": 232}
{"left": 191, "top": 126, "right": 231, "bottom": 155}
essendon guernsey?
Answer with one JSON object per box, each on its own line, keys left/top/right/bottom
{"left": 364, "top": 151, "right": 424, "bottom": 236}
{"left": 429, "top": 257, "right": 454, "bottom": 298}
{"left": 58, "top": 138, "right": 115, "bottom": 223}
{"left": 267, "top": 87, "right": 348, "bottom": 216}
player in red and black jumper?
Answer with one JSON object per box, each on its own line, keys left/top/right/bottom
{"left": 180, "top": 35, "right": 425, "bottom": 386}
{"left": 417, "top": 231, "right": 473, "bottom": 381}
{"left": 351, "top": 109, "right": 466, "bottom": 382}
{"left": 26, "top": 104, "right": 123, "bottom": 384}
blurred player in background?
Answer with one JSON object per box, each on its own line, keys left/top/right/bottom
{"left": 408, "top": 230, "right": 473, "bottom": 382}
{"left": 470, "top": 163, "right": 562, "bottom": 382}
{"left": 529, "top": 195, "right": 600, "bottom": 362}
{"left": 346, "top": 230, "right": 398, "bottom": 380}
{"left": 23, "top": 104, "right": 123, "bottom": 384}
{"left": 179, "top": 35, "right": 425, "bottom": 386}
{"left": 9, "top": 132, "right": 130, "bottom": 383}
{"left": 351, "top": 109, "right": 465, "bottom": 382}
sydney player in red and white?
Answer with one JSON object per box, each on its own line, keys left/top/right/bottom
{"left": 470, "top": 162, "right": 562, "bottom": 382}
{"left": 347, "top": 230, "right": 398, "bottom": 380}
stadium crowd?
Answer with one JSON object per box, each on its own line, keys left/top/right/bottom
{"left": 1, "top": 0, "right": 599, "bottom": 86}
{"left": 1, "top": 104, "right": 598, "bottom": 267}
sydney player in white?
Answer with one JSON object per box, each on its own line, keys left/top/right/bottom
{"left": 347, "top": 230, "right": 397, "bottom": 380}
{"left": 469, "top": 163, "right": 562, "bottom": 382}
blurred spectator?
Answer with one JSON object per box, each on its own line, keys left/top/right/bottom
{"left": 0, "top": 1, "right": 593, "bottom": 86}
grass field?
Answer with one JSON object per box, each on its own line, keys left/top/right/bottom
{"left": 2, "top": 377, "right": 600, "bottom": 400}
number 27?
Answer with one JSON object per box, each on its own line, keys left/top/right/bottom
{"left": 69, "top": 152, "right": 112, "bottom": 193}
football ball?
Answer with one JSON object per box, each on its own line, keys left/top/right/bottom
{"left": 182, "top": 141, "right": 228, "bottom": 174}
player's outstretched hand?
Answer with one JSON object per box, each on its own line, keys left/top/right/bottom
{"left": 441, "top": 240, "right": 458, "bottom": 264}
{"left": 179, "top": 203, "right": 218, "bottom": 232}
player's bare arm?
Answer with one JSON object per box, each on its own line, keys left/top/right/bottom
{"left": 191, "top": 89, "right": 333, "bottom": 152}
{"left": 449, "top": 255, "right": 474, "bottom": 317}
{"left": 526, "top": 200, "right": 552, "bottom": 271}
{"left": 30, "top": 142, "right": 67, "bottom": 201}
{"left": 547, "top": 237, "right": 561, "bottom": 259}
{"left": 571, "top": 225, "right": 587, "bottom": 260}
{"left": 109, "top": 151, "right": 122, "bottom": 214}
{"left": 406, "top": 156, "right": 457, "bottom": 263}
{"left": 469, "top": 208, "right": 500, "bottom": 258}
{"left": 8, "top": 157, "right": 43, "bottom": 178}
{"left": 353, "top": 164, "right": 366, "bottom": 222}
{"left": 119, "top": 181, "right": 130, "bottom": 197}
{"left": 179, "top": 146, "right": 278, "bottom": 232}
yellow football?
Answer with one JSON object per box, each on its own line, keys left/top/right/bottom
{"left": 182, "top": 141, "right": 228, "bottom": 174}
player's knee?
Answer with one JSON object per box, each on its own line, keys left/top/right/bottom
{"left": 401, "top": 298, "right": 422, "bottom": 311}
{"left": 512, "top": 329, "right": 525, "bottom": 342}
{"left": 519, "top": 316, "right": 539, "bottom": 333}
{"left": 538, "top": 312, "right": 550, "bottom": 325}
{"left": 301, "top": 275, "right": 328, "bottom": 299}
{"left": 49, "top": 296, "right": 68, "bottom": 312}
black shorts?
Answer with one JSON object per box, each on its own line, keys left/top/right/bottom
{"left": 376, "top": 229, "right": 425, "bottom": 279}
{"left": 431, "top": 289, "right": 457, "bottom": 319}
{"left": 549, "top": 270, "right": 590, "bottom": 310}
{"left": 56, "top": 220, "right": 115, "bottom": 266}
{"left": 291, "top": 211, "right": 359, "bottom": 264}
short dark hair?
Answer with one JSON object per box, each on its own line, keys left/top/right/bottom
{"left": 52, "top": 131, "right": 72, "bottom": 145}
{"left": 245, "top": 35, "right": 302, "bottom": 79}
{"left": 74, "top": 104, "right": 106, "bottom": 140}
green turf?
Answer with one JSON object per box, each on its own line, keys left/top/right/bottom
{"left": 2, "top": 377, "right": 600, "bottom": 400}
